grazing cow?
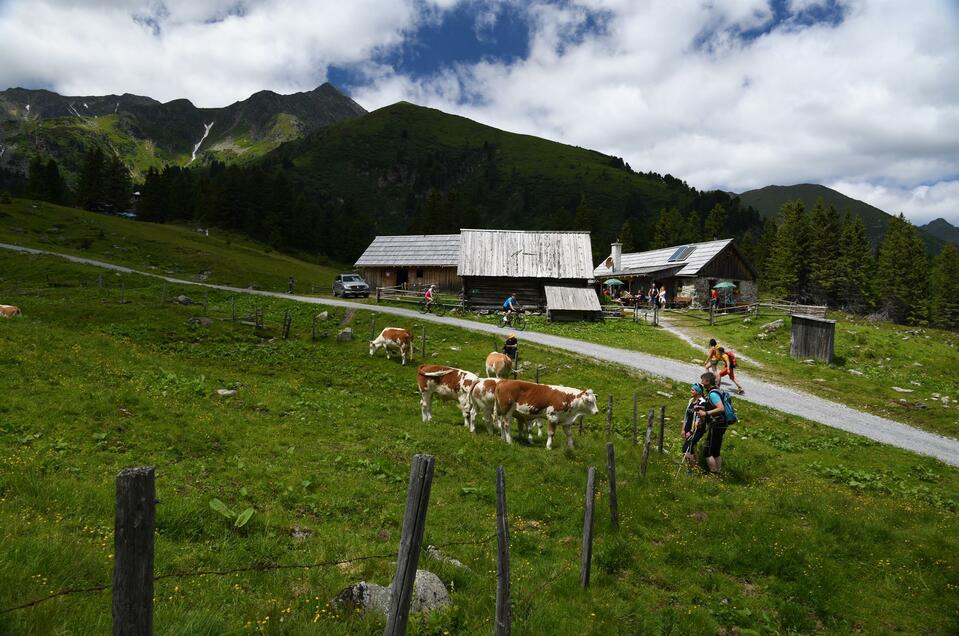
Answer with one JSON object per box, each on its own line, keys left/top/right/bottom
{"left": 471, "top": 377, "right": 542, "bottom": 440}
{"left": 369, "top": 327, "right": 412, "bottom": 365}
{"left": 493, "top": 380, "right": 598, "bottom": 448}
{"left": 416, "top": 365, "right": 479, "bottom": 429}
{"left": 0, "top": 305, "right": 21, "bottom": 318}
{"left": 484, "top": 352, "right": 513, "bottom": 378}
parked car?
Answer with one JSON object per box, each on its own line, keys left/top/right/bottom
{"left": 332, "top": 273, "right": 370, "bottom": 298}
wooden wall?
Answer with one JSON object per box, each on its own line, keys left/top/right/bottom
{"left": 463, "top": 277, "right": 589, "bottom": 309}
{"left": 360, "top": 266, "right": 461, "bottom": 292}
{"left": 789, "top": 315, "right": 835, "bottom": 363}
{"left": 699, "top": 248, "right": 755, "bottom": 281}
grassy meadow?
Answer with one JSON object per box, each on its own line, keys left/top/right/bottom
{"left": 0, "top": 198, "right": 342, "bottom": 293}
{"left": 1, "top": 251, "right": 958, "bottom": 635}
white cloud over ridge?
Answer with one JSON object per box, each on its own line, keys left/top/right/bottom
{"left": 1, "top": 0, "right": 957, "bottom": 224}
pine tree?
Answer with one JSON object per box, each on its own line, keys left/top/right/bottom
{"left": 618, "top": 219, "right": 636, "bottom": 252}
{"left": 807, "top": 200, "right": 843, "bottom": 305}
{"left": 703, "top": 204, "right": 727, "bottom": 240}
{"left": 834, "top": 214, "right": 875, "bottom": 312}
{"left": 652, "top": 208, "right": 683, "bottom": 248}
{"left": 76, "top": 147, "right": 106, "bottom": 211}
{"left": 928, "top": 243, "right": 959, "bottom": 329}
{"left": 763, "top": 201, "right": 810, "bottom": 300}
{"left": 875, "top": 214, "right": 928, "bottom": 324}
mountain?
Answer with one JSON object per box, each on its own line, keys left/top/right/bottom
{"left": 920, "top": 218, "right": 959, "bottom": 246}
{"left": 738, "top": 183, "right": 945, "bottom": 252}
{"left": 0, "top": 83, "right": 366, "bottom": 182}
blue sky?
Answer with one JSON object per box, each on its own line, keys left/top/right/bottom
{"left": 0, "top": 0, "right": 957, "bottom": 223}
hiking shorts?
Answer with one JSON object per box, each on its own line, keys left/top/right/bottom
{"left": 719, "top": 366, "right": 736, "bottom": 381}
{"left": 704, "top": 422, "right": 728, "bottom": 457}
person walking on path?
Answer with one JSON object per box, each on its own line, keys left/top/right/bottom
{"left": 704, "top": 338, "right": 722, "bottom": 376}
{"left": 718, "top": 346, "right": 745, "bottom": 394}
{"left": 695, "top": 372, "right": 730, "bottom": 475}
{"left": 682, "top": 383, "right": 707, "bottom": 472}
{"left": 287, "top": 276, "right": 295, "bottom": 294}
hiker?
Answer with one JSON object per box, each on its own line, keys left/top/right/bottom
{"left": 658, "top": 285, "right": 667, "bottom": 308}
{"left": 682, "top": 383, "right": 707, "bottom": 471}
{"left": 704, "top": 338, "right": 722, "bottom": 376}
{"left": 718, "top": 347, "right": 744, "bottom": 394}
{"left": 503, "top": 332, "right": 518, "bottom": 362}
{"left": 710, "top": 287, "right": 719, "bottom": 310}
{"left": 287, "top": 276, "right": 295, "bottom": 294}
{"left": 694, "top": 372, "right": 734, "bottom": 475}
{"left": 648, "top": 282, "right": 658, "bottom": 308}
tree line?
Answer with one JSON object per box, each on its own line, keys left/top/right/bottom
{"left": 760, "top": 199, "right": 958, "bottom": 329}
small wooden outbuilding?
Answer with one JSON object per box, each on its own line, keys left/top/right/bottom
{"left": 790, "top": 314, "right": 835, "bottom": 363}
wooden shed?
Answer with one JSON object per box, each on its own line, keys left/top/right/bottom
{"left": 354, "top": 234, "right": 461, "bottom": 292}
{"left": 458, "top": 229, "right": 595, "bottom": 310}
{"left": 789, "top": 314, "right": 836, "bottom": 363}
{"left": 544, "top": 285, "right": 603, "bottom": 321}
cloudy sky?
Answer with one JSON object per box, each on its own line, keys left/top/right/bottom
{"left": 1, "top": 0, "right": 957, "bottom": 224}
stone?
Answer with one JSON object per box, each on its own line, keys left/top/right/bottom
{"left": 802, "top": 359, "right": 816, "bottom": 364}
{"left": 317, "top": 311, "right": 329, "bottom": 321}
{"left": 216, "top": 389, "right": 237, "bottom": 397}
{"left": 175, "top": 295, "right": 193, "bottom": 305}
{"left": 760, "top": 319, "right": 785, "bottom": 333}
{"left": 431, "top": 352, "right": 439, "bottom": 358}
{"left": 333, "top": 570, "right": 450, "bottom": 617}
{"left": 426, "top": 545, "right": 468, "bottom": 570}
{"left": 336, "top": 328, "right": 353, "bottom": 342}
{"left": 891, "top": 386, "right": 914, "bottom": 393}
{"left": 848, "top": 369, "right": 864, "bottom": 376}
{"left": 913, "top": 402, "right": 928, "bottom": 410}
{"left": 655, "top": 391, "right": 673, "bottom": 398}
{"left": 189, "top": 317, "right": 214, "bottom": 327}
{"left": 449, "top": 346, "right": 461, "bottom": 351}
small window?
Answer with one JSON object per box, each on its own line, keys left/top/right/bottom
{"left": 416, "top": 268, "right": 424, "bottom": 278}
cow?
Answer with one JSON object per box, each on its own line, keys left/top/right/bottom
{"left": 416, "top": 365, "right": 479, "bottom": 429}
{"left": 369, "top": 327, "right": 412, "bottom": 365}
{"left": 493, "top": 380, "right": 598, "bottom": 448}
{"left": 0, "top": 305, "right": 21, "bottom": 318}
{"left": 484, "top": 352, "right": 513, "bottom": 378}
{"left": 470, "top": 377, "right": 543, "bottom": 440}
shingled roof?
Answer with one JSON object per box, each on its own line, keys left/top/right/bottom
{"left": 458, "top": 229, "right": 594, "bottom": 279}
{"left": 354, "top": 234, "right": 460, "bottom": 267}
{"left": 593, "top": 239, "right": 748, "bottom": 278}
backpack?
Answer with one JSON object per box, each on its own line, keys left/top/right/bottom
{"left": 708, "top": 388, "right": 738, "bottom": 424}
{"left": 725, "top": 350, "right": 737, "bottom": 369}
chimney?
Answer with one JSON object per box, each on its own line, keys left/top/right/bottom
{"left": 611, "top": 241, "right": 622, "bottom": 273}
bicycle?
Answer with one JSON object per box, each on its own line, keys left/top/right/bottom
{"left": 501, "top": 309, "right": 527, "bottom": 331}
{"left": 419, "top": 298, "right": 447, "bottom": 316}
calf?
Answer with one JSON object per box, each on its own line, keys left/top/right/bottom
{"left": 0, "top": 305, "right": 21, "bottom": 318}
{"left": 493, "top": 380, "right": 598, "bottom": 449}
{"left": 484, "top": 352, "right": 513, "bottom": 378}
{"left": 417, "top": 365, "right": 480, "bottom": 429}
{"left": 369, "top": 327, "right": 412, "bottom": 365}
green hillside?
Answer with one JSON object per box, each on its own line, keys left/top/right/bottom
{"left": 921, "top": 217, "right": 959, "bottom": 246}
{"left": 1, "top": 251, "right": 957, "bottom": 634}
{"left": 0, "top": 198, "right": 342, "bottom": 291}
{"left": 738, "top": 183, "right": 945, "bottom": 252}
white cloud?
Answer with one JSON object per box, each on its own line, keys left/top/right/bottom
{"left": 828, "top": 180, "right": 959, "bottom": 226}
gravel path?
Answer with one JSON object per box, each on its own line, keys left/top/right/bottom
{"left": 4, "top": 241, "right": 958, "bottom": 467}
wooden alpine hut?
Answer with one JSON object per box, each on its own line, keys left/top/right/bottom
{"left": 353, "top": 234, "right": 461, "bottom": 291}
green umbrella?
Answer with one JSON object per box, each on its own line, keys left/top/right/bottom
{"left": 604, "top": 278, "right": 625, "bottom": 286}
{"left": 713, "top": 281, "right": 737, "bottom": 289}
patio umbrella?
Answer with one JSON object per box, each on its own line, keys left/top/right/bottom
{"left": 713, "top": 281, "right": 737, "bottom": 289}
{"left": 604, "top": 278, "right": 625, "bottom": 286}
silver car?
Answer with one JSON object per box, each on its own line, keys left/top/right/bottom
{"left": 332, "top": 273, "right": 370, "bottom": 298}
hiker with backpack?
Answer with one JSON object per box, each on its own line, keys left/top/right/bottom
{"left": 681, "top": 383, "right": 708, "bottom": 472}
{"left": 704, "top": 338, "right": 722, "bottom": 377}
{"left": 694, "top": 371, "right": 738, "bottom": 475}
{"left": 717, "top": 346, "right": 744, "bottom": 395}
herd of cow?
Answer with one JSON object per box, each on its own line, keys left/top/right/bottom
{"left": 369, "top": 327, "right": 599, "bottom": 449}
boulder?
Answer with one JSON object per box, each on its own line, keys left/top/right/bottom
{"left": 216, "top": 389, "right": 237, "bottom": 397}
{"left": 336, "top": 328, "right": 353, "bottom": 342}
{"left": 333, "top": 570, "right": 450, "bottom": 617}
{"left": 317, "top": 311, "right": 329, "bottom": 321}
{"left": 175, "top": 295, "right": 194, "bottom": 305}
{"left": 189, "top": 317, "right": 214, "bottom": 327}
{"left": 848, "top": 369, "right": 864, "bottom": 376}
{"left": 891, "top": 386, "right": 914, "bottom": 393}
{"left": 760, "top": 319, "right": 785, "bottom": 333}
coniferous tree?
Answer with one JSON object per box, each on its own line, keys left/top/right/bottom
{"left": 834, "top": 213, "right": 875, "bottom": 312}
{"left": 703, "top": 204, "right": 727, "bottom": 240}
{"left": 764, "top": 201, "right": 810, "bottom": 300}
{"left": 929, "top": 243, "right": 959, "bottom": 329}
{"left": 807, "top": 200, "right": 843, "bottom": 305}
{"left": 652, "top": 208, "right": 683, "bottom": 248}
{"left": 76, "top": 147, "right": 106, "bottom": 210}
{"left": 875, "top": 214, "right": 928, "bottom": 324}
{"left": 618, "top": 219, "right": 636, "bottom": 252}
{"left": 681, "top": 209, "right": 702, "bottom": 244}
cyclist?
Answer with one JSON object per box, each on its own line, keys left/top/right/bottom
{"left": 423, "top": 285, "right": 437, "bottom": 312}
{"left": 502, "top": 293, "right": 520, "bottom": 326}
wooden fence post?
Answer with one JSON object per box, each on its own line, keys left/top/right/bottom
{"left": 580, "top": 466, "right": 596, "bottom": 588}
{"left": 98, "top": 274, "right": 104, "bottom": 289}
{"left": 231, "top": 296, "right": 236, "bottom": 322}
{"left": 606, "top": 443, "right": 619, "bottom": 529}
{"left": 421, "top": 325, "right": 427, "bottom": 358}
{"left": 160, "top": 282, "right": 166, "bottom": 305}
{"left": 495, "top": 466, "right": 511, "bottom": 636}
{"left": 534, "top": 366, "right": 539, "bottom": 384}
{"left": 282, "top": 311, "right": 292, "bottom": 339}
{"left": 632, "top": 392, "right": 638, "bottom": 445}
{"left": 370, "top": 317, "right": 375, "bottom": 341}
{"left": 385, "top": 454, "right": 436, "bottom": 636}
{"left": 203, "top": 291, "right": 208, "bottom": 315}
{"left": 641, "top": 409, "right": 655, "bottom": 478}
{"left": 119, "top": 282, "right": 126, "bottom": 305}
{"left": 606, "top": 394, "right": 613, "bottom": 438}
{"left": 113, "top": 466, "right": 155, "bottom": 636}
{"left": 312, "top": 313, "right": 317, "bottom": 342}
{"left": 376, "top": 287, "right": 382, "bottom": 303}
{"left": 658, "top": 405, "right": 666, "bottom": 453}
{"left": 709, "top": 305, "right": 715, "bottom": 326}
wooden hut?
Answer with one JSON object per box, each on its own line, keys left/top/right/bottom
{"left": 458, "top": 229, "right": 596, "bottom": 311}
{"left": 593, "top": 239, "right": 757, "bottom": 307}
{"left": 789, "top": 315, "right": 836, "bottom": 363}
{"left": 354, "top": 234, "right": 460, "bottom": 292}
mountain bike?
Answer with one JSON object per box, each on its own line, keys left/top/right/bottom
{"left": 419, "top": 298, "right": 448, "bottom": 316}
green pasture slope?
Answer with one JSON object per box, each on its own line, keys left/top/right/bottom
{"left": 0, "top": 198, "right": 341, "bottom": 292}
{"left": 1, "top": 252, "right": 958, "bottom": 635}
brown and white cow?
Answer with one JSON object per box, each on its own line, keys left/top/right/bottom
{"left": 484, "top": 352, "right": 513, "bottom": 378}
{"left": 470, "top": 377, "right": 542, "bottom": 440}
{"left": 416, "top": 365, "right": 480, "bottom": 429}
{"left": 369, "top": 327, "right": 412, "bottom": 365}
{"left": 493, "top": 380, "right": 598, "bottom": 448}
{"left": 0, "top": 305, "right": 21, "bottom": 318}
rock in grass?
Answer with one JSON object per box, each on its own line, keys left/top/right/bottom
{"left": 189, "top": 316, "right": 214, "bottom": 327}
{"left": 426, "top": 545, "right": 468, "bottom": 570}
{"left": 848, "top": 369, "right": 864, "bottom": 376}
{"left": 334, "top": 570, "right": 450, "bottom": 616}
{"left": 760, "top": 319, "right": 784, "bottom": 333}
{"left": 317, "top": 311, "right": 329, "bottom": 321}
{"left": 216, "top": 389, "right": 237, "bottom": 397}
{"left": 891, "top": 386, "right": 914, "bottom": 393}
{"left": 175, "top": 295, "right": 193, "bottom": 305}
{"left": 336, "top": 328, "right": 353, "bottom": 342}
